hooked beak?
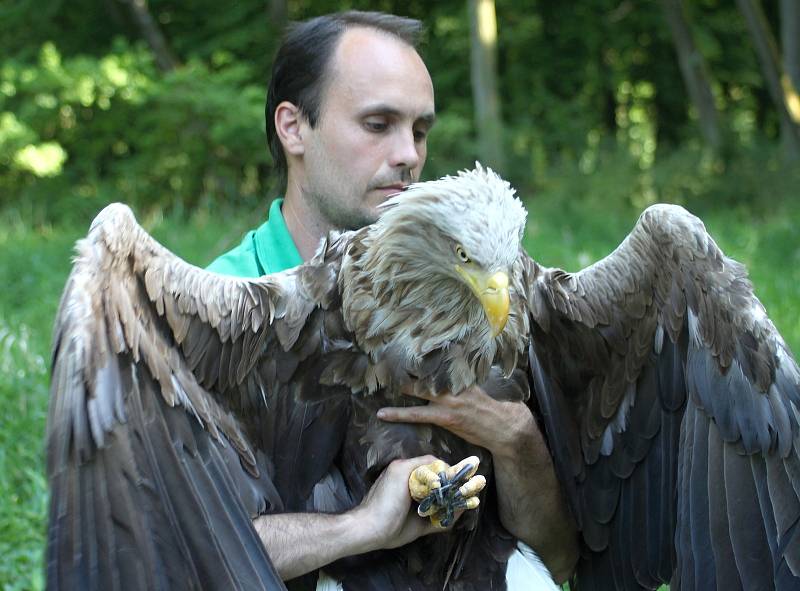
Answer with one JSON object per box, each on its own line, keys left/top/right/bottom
{"left": 455, "top": 266, "right": 510, "bottom": 337}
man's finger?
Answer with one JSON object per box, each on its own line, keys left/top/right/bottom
{"left": 399, "top": 454, "right": 441, "bottom": 472}
{"left": 377, "top": 405, "right": 441, "bottom": 423}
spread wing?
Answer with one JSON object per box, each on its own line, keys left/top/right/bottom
{"left": 46, "top": 203, "right": 351, "bottom": 590}
{"left": 520, "top": 204, "right": 800, "bottom": 590}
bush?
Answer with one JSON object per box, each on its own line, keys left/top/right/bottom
{"left": 0, "top": 41, "right": 272, "bottom": 223}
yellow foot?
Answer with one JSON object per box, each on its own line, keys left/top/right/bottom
{"left": 408, "top": 456, "right": 486, "bottom": 527}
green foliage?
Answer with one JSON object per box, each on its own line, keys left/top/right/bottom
{"left": 0, "top": 321, "right": 49, "bottom": 591}
{"left": 1, "top": 0, "right": 797, "bottom": 217}
{"left": 1, "top": 40, "right": 268, "bottom": 222}
{"left": 0, "top": 217, "right": 79, "bottom": 591}
{"left": 424, "top": 111, "right": 478, "bottom": 180}
{"left": 529, "top": 134, "right": 800, "bottom": 220}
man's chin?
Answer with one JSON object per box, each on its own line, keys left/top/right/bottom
{"left": 361, "top": 206, "right": 382, "bottom": 227}
{"left": 365, "top": 191, "right": 397, "bottom": 216}
{"left": 337, "top": 203, "right": 380, "bottom": 231}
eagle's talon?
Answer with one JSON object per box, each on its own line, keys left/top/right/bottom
{"left": 409, "top": 456, "right": 485, "bottom": 525}
{"left": 450, "top": 463, "right": 475, "bottom": 484}
{"left": 418, "top": 495, "right": 437, "bottom": 516}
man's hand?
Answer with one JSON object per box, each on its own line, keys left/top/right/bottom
{"left": 254, "top": 455, "right": 448, "bottom": 580}
{"left": 376, "top": 384, "right": 532, "bottom": 458}
{"left": 376, "top": 384, "right": 579, "bottom": 584}
{"left": 353, "top": 455, "right": 450, "bottom": 550}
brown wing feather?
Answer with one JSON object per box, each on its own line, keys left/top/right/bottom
{"left": 521, "top": 204, "right": 800, "bottom": 590}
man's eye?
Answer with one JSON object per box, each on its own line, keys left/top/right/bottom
{"left": 413, "top": 129, "right": 428, "bottom": 142}
{"left": 364, "top": 121, "right": 388, "bottom": 133}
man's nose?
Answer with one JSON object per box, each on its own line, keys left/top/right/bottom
{"left": 388, "top": 128, "right": 420, "bottom": 170}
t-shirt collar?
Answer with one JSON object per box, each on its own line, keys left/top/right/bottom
{"left": 253, "top": 198, "right": 304, "bottom": 274}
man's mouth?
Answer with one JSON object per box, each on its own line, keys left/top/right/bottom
{"left": 374, "top": 184, "right": 407, "bottom": 194}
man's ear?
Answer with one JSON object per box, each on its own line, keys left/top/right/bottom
{"left": 274, "top": 101, "right": 306, "bottom": 156}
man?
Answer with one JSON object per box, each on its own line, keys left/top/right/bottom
{"left": 208, "top": 11, "right": 578, "bottom": 588}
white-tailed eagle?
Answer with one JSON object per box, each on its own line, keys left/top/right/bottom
{"left": 46, "top": 166, "right": 800, "bottom": 590}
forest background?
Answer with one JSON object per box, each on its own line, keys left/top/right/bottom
{"left": 1, "top": 0, "right": 799, "bottom": 588}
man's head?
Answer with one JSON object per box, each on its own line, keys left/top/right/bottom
{"left": 268, "top": 11, "right": 435, "bottom": 231}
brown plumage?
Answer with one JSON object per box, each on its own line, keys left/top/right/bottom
{"left": 47, "top": 166, "right": 800, "bottom": 590}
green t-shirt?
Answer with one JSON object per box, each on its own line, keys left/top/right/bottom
{"left": 206, "top": 198, "right": 303, "bottom": 277}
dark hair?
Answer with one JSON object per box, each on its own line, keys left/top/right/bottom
{"left": 265, "top": 11, "right": 424, "bottom": 179}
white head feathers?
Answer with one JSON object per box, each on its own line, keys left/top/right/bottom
{"left": 340, "top": 164, "right": 530, "bottom": 392}
{"left": 375, "top": 163, "right": 527, "bottom": 272}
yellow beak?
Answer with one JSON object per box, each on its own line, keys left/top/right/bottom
{"left": 455, "top": 267, "right": 510, "bottom": 337}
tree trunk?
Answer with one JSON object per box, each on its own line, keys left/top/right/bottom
{"left": 468, "top": 0, "right": 506, "bottom": 172}
{"left": 269, "top": 0, "right": 288, "bottom": 30}
{"left": 736, "top": 0, "right": 800, "bottom": 158}
{"left": 780, "top": 0, "right": 800, "bottom": 124}
{"left": 118, "top": 0, "right": 180, "bottom": 72}
{"left": 660, "top": 0, "right": 722, "bottom": 150}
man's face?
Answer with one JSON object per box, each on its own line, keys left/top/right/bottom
{"left": 299, "top": 27, "right": 435, "bottom": 230}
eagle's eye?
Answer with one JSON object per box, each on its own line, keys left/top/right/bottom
{"left": 455, "top": 244, "right": 471, "bottom": 263}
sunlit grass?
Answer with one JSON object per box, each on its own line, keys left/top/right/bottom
{"left": 0, "top": 321, "right": 49, "bottom": 591}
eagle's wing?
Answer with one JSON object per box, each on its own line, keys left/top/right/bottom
{"left": 520, "top": 204, "right": 800, "bottom": 590}
{"left": 46, "top": 203, "right": 350, "bottom": 590}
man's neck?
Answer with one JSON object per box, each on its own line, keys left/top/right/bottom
{"left": 281, "top": 178, "right": 331, "bottom": 262}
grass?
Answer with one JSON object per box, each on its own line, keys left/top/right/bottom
{"left": 0, "top": 205, "right": 256, "bottom": 590}
{"left": 0, "top": 189, "right": 797, "bottom": 589}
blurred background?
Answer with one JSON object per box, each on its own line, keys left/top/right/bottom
{"left": 1, "top": 0, "right": 798, "bottom": 588}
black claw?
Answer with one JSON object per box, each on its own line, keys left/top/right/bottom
{"left": 419, "top": 495, "right": 436, "bottom": 514}
{"left": 452, "top": 463, "right": 474, "bottom": 484}
{"left": 452, "top": 498, "right": 468, "bottom": 510}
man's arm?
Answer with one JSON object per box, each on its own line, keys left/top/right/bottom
{"left": 254, "top": 456, "right": 447, "bottom": 581}
{"left": 487, "top": 399, "right": 579, "bottom": 583}
{"left": 377, "top": 387, "right": 579, "bottom": 584}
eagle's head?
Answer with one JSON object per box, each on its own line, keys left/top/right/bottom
{"left": 339, "top": 163, "right": 529, "bottom": 392}
{"left": 374, "top": 163, "right": 527, "bottom": 336}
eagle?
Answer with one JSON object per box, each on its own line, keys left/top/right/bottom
{"left": 46, "top": 165, "right": 800, "bottom": 590}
